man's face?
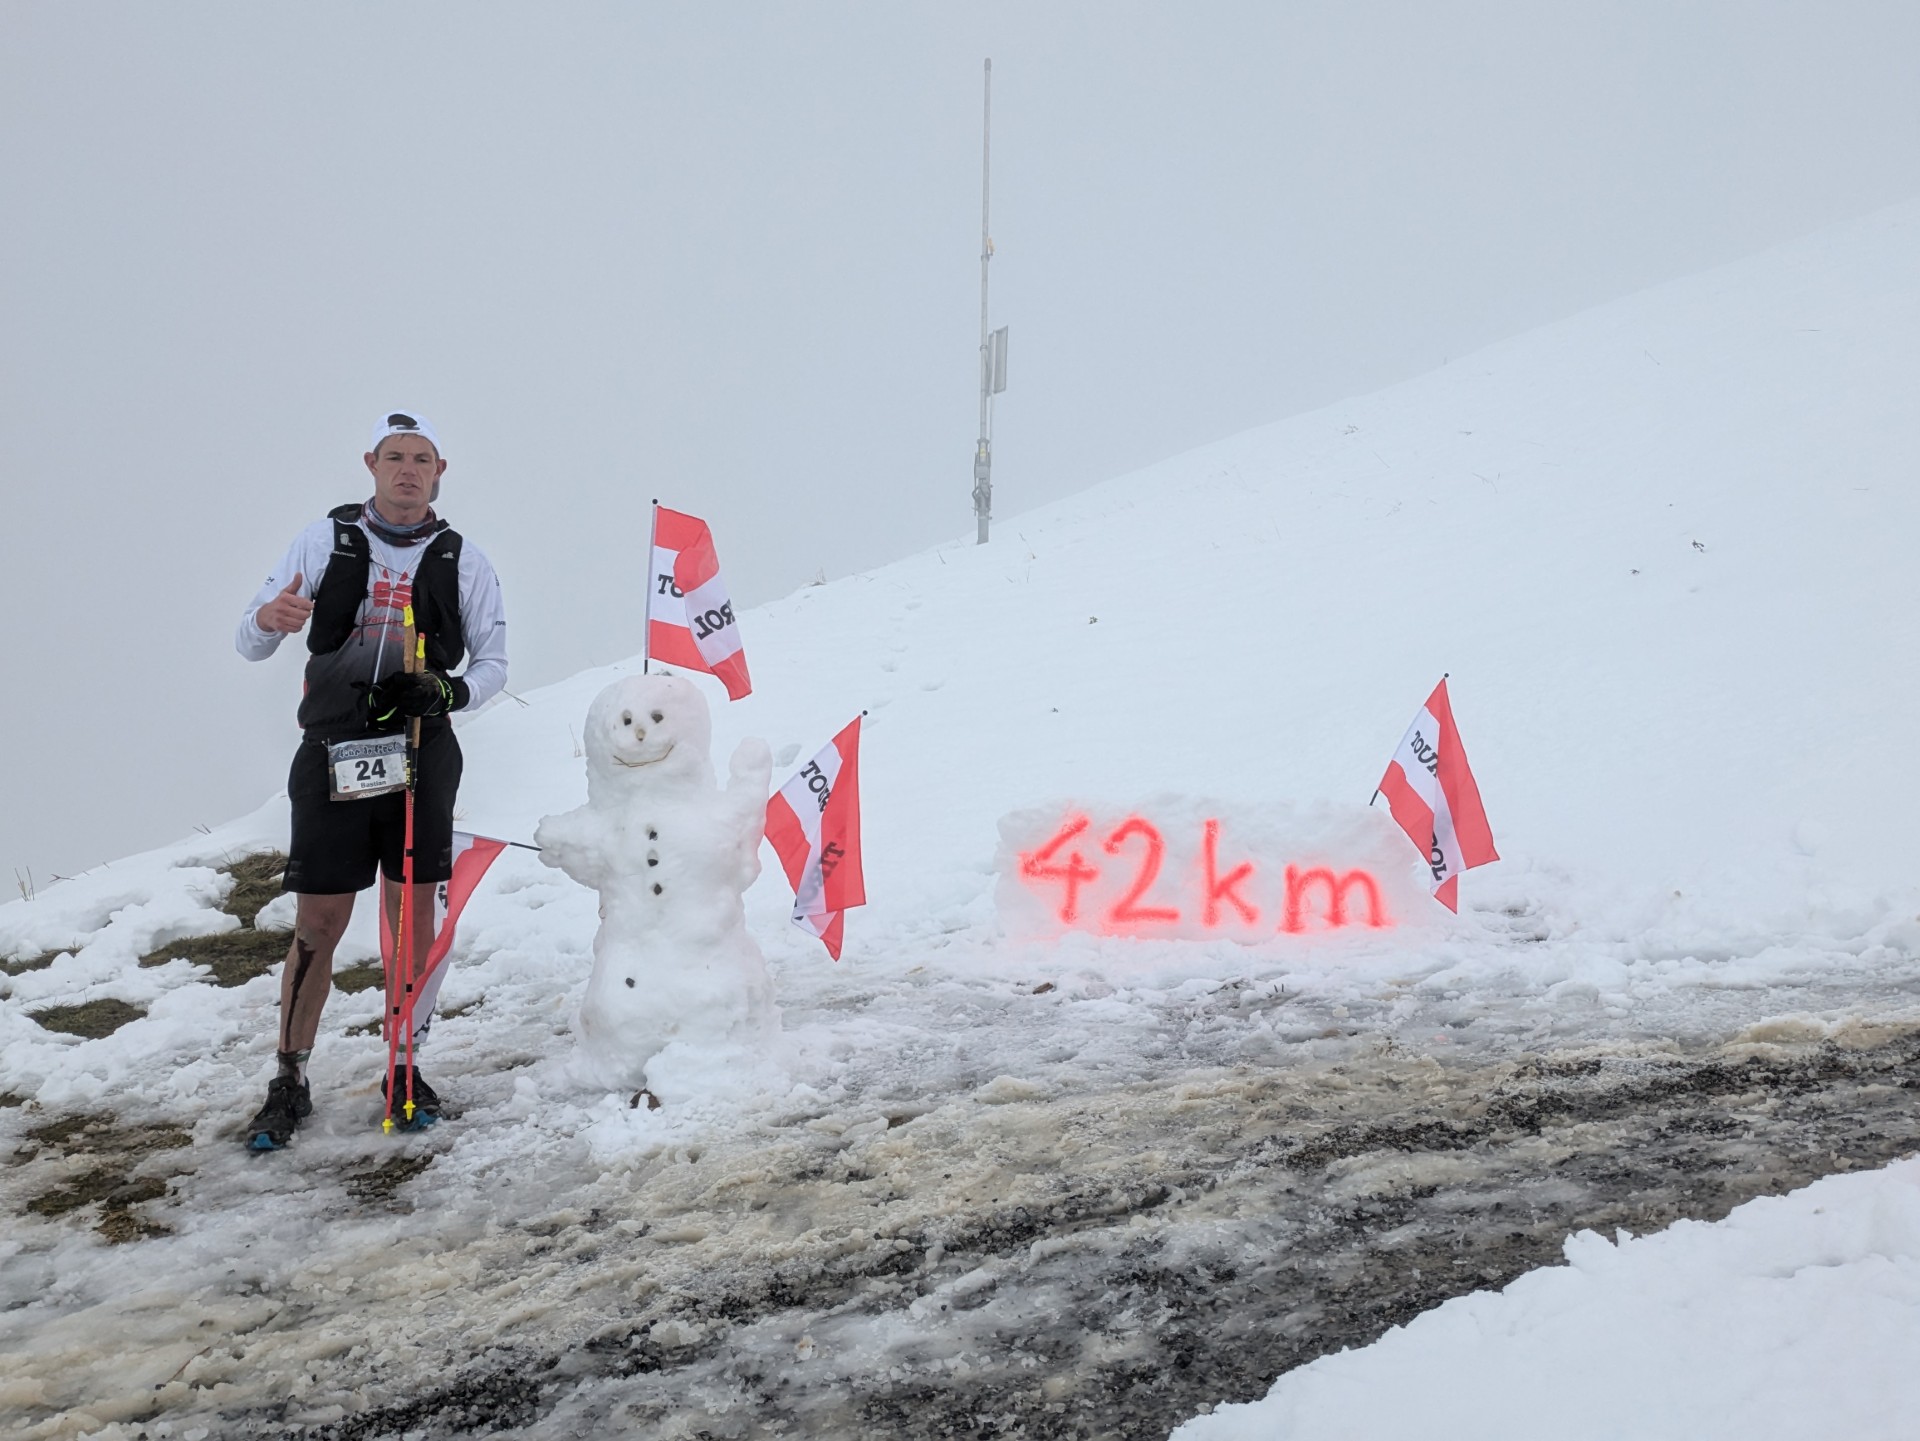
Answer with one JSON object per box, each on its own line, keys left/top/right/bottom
{"left": 363, "top": 433, "right": 446, "bottom": 517}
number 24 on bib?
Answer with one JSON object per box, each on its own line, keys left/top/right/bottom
{"left": 327, "top": 735, "right": 408, "bottom": 801}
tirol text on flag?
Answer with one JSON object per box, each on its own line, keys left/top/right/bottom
{"left": 379, "top": 830, "right": 508, "bottom": 1040}
{"left": 1376, "top": 678, "right": 1498, "bottom": 912}
{"left": 647, "top": 504, "right": 751, "bottom": 701}
{"left": 764, "top": 716, "right": 865, "bottom": 959}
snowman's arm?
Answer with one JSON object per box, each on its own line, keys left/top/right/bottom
{"left": 726, "top": 737, "right": 773, "bottom": 886}
{"left": 533, "top": 806, "right": 611, "bottom": 890}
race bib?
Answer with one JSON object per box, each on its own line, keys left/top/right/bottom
{"left": 328, "top": 735, "right": 408, "bottom": 801}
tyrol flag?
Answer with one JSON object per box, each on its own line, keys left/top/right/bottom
{"left": 765, "top": 717, "right": 865, "bottom": 959}
{"left": 1377, "top": 679, "right": 1498, "bottom": 912}
{"left": 378, "top": 830, "right": 508, "bottom": 1039}
{"left": 648, "top": 504, "right": 751, "bottom": 700}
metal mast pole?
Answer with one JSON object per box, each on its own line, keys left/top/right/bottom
{"left": 972, "top": 58, "right": 993, "bottom": 544}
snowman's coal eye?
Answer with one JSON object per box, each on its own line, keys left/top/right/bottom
{"left": 650, "top": 711, "right": 664, "bottom": 723}
{"left": 621, "top": 711, "right": 632, "bottom": 725}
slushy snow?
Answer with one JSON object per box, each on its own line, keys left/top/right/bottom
{"left": 1172, "top": 1157, "right": 1920, "bottom": 1441}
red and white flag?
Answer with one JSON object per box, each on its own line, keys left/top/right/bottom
{"left": 1377, "top": 679, "right": 1498, "bottom": 912}
{"left": 764, "top": 716, "right": 865, "bottom": 959}
{"left": 647, "top": 504, "right": 751, "bottom": 701}
{"left": 380, "top": 830, "right": 509, "bottom": 1037}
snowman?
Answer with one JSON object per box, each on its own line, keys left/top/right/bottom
{"left": 535, "top": 672, "right": 776, "bottom": 1098}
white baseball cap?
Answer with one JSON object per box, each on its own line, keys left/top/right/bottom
{"left": 368, "top": 410, "right": 442, "bottom": 455}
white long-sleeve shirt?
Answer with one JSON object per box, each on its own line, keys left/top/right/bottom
{"left": 236, "top": 514, "right": 509, "bottom": 716}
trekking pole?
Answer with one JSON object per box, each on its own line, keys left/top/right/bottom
{"left": 400, "top": 613, "right": 425, "bottom": 1125}
{"left": 383, "top": 606, "right": 425, "bottom": 1133}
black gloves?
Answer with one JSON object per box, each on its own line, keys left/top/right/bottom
{"left": 367, "top": 670, "right": 462, "bottom": 724}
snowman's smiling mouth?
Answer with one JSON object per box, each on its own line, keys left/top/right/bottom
{"left": 615, "top": 743, "right": 674, "bottom": 769}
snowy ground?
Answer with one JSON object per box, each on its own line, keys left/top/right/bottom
{"left": 4, "top": 201, "right": 1919, "bottom": 1439}
{"left": 1173, "top": 1156, "right": 1920, "bottom": 1441}
{"left": 5, "top": 829, "right": 1916, "bottom": 1440}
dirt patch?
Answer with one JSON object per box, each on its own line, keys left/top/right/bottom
{"left": 139, "top": 850, "right": 291, "bottom": 987}
{"left": 15, "top": 1112, "right": 193, "bottom": 1166}
{"left": 333, "top": 963, "right": 385, "bottom": 995}
{"left": 344, "top": 1153, "right": 434, "bottom": 1208}
{"left": 321, "top": 1373, "right": 547, "bottom": 1440}
{"left": 17, "top": 1112, "right": 107, "bottom": 1156}
{"left": 24, "top": 1169, "right": 164, "bottom": 1213}
{"left": 95, "top": 1205, "right": 173, "bottom": 1245}
{"left": 13, "top": 1112, "right": 191, "bottom": 1245}
{"left": 29, "top": 997, "right": 146, "bottom": 1038}
{"left": 26, "top": 1169, "right": 170, "bottom": 1234}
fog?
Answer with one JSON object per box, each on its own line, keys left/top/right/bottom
{"left": 4, "top": 1, "right": 1918, "bottom": 887}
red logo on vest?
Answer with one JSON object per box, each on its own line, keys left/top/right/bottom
{"left": 371, "top": 578, "right": 414, "bottom": 611}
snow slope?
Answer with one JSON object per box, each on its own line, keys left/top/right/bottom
{"left": 2, "top": 199, "right": 1918, "bottom": 1437}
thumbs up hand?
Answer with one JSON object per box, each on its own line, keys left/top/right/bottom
{"left": 256, "top": 573, "right": 313, "bottom": 634}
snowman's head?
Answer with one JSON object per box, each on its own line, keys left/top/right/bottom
{"left": 583, "top": 673, "right": 713, "bottom": 797}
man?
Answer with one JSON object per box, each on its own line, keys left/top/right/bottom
{"left": 235, "top": 411, "right": 507, "bottom": 1149}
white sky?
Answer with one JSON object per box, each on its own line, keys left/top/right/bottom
{"left": 4, "top": 1, "right": 1919, "bottom": 887}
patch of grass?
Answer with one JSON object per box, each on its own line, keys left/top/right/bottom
{"left": 140, "top": 928, "right": 290, "bottom": 988}
{"left": 221, "top": 851, "right": 289, "bottom": 927}
{"left": 0, "top": 1093, "right": 25, "bottom": 1109}
{"left": 345, "top": 1017, "right": 384, "bottom": 1037}
{"left": 438, "top": 998, "right": 482, "bottom": 1021}
{"left": 333, "top": 963, "right": 386, "bottom": 995}
{"left": 139, "top": 849, "right": 291, "bottom": 988}
{"left": 1, "top": 950, "right": 63, "bottom": 977}
{"left": 30, "top": 997, "right": 146, "bottom": 1038}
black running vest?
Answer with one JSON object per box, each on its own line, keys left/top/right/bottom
{"left": 298, "top": 504, "right": 466, "bottom": 739}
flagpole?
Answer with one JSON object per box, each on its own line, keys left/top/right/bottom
{"left": 1372, "top": 674, "right": 1447, "bottom": 804}
{"left": 643, "top": 499, "right": 658, "bottom": 673}
{"left": 971, "top": 58, "right": 994, "bottom": 545}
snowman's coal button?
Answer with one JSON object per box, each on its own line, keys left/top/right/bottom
{"left": 625, "top": 977, "right": 635, "bottom": 988}
{"left": 647, "top": 829, "right": 658, "bottom": 840}
{"left": 647, "top": 855, "right": 658, "bottom": 867}
{"left": 653, "top": 883, "right": 663, "bottom": 895}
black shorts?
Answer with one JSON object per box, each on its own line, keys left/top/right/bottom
{"left": 283, "top": 727, "right": 463, "bottom": 894}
